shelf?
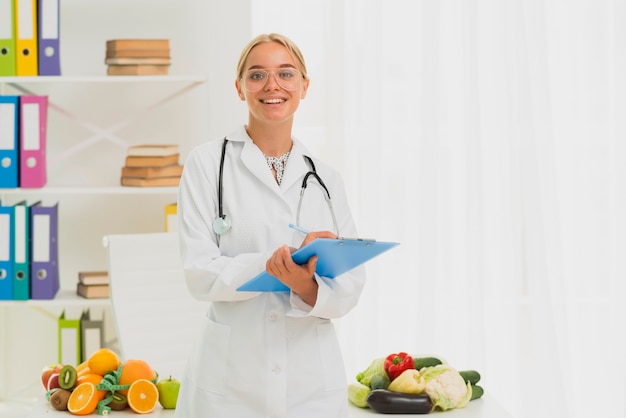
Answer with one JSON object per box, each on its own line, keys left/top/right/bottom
{"left": 0, "top": 75, "right": 207, "bottom": 84}
{"left": 0, "top": 289, "right": 110, "bottom": 308}
{"left": 0, "top": 186, "right": 179, "bottom": 195}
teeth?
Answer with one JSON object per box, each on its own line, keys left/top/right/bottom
{"left": 263, "top": 99, "right": 284, "bottom": 104}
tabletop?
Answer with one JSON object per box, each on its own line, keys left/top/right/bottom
{"left": 29, "top": 391, "right": 512, "bottom": 417}
{"left": 348, "top": 393, "right": 512, "bottom": 417}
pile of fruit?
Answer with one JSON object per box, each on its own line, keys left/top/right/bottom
{"left": 348, "top": 352, "right": 483, "bottom": 414}
{"left": 42, "top": 348, "right": 180, "bottom": 415}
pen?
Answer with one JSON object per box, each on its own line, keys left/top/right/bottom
{"left": 288, "top": 223, "right": 310, "bottom": 234}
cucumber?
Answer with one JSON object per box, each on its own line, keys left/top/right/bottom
{"left": 459, "top": 370, "right": 481, "bottom": 385}
{"left": 470, "top": 384, "right": 484, "bottom": 400}
{"left": 366, "top": 389, "right": 434, "bottom": 414}
{"left": 413, "top": 356, "right": 442, "bottom": 370}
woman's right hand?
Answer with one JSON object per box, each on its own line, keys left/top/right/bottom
{"left": 300, "top": 230, "right": 336, "bottom": 248}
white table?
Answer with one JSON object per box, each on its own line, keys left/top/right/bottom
{"left": 28, "top": 397, "right": 175, "bottom": 417}
{"left": 29, "top": 393, "right": 512, "bottom": 417}
{"left": 348, "top": 393, "right": 512, "bottom": 417}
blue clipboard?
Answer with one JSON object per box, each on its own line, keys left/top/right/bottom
{"left": 236, "top": 238, "right": 400, "bottom": 292}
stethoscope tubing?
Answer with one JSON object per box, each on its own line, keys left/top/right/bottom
{"left": 217, "top": 138, "right": 228, "bottom": 221}
{"left": 214, "top": 137, "right": 339, "bottom": 236}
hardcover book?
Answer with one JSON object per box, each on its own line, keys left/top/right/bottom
{"left": 76, "top": 283, "right": 110, "bottom": 299}
{"left": 107, "top": 64, "right": 169, "bottom": 76}
{"left": 106, "top": 39, "right": 170, "bottom": 51}
{"left": 125, "top": 154, "right": 179, "bottom": 168}
{"left": 78, "top": 271, "right": 109, "bottom": 286}
{"left": 105, "top": 49, "right": 171, "bottom": 59}
{"left": 127, "top": 144, "right": 179, "bottom": 157}
{"left": 121, "top": 176, "right": 181, "bottom": 187}
{"left": 122, "top": 164, "right": 183, "bottom": 179}
{"left": 105, "top": 57, "right": 171, "bottom": 66}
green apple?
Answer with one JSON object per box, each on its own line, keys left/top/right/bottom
{"left": 156, "top": 376, "right": 180, "bottom": 409}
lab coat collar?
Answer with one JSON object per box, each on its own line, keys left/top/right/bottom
{"left": 228, "top": 126, "right": 312, "bottom": 195}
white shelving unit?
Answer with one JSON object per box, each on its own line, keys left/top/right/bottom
{"left": 0, "top": 1, "right": 211, "bottom": 414}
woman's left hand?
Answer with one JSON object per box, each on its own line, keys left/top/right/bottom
{"left": 265, "top": 230, "right": 335, "bottom": 306}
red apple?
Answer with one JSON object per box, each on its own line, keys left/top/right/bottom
{"left": 46, "top": 373, "right": 62, "bottom": 391}
{"left": 41, "top": 364, "right": 63, "bottom": 390}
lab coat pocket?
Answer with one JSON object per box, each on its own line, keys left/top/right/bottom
{"left": 316, "top": 322, "right": 347, "bottom": 391}
{"left": 193, "top": 315, "right": 231, "bottom": 395}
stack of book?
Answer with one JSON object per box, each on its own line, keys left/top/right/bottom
{"left": 76, "top": 271, "right": 109, "bottom": 299}
{"left": 121, "top": 144, "right": 183, "bottom": 187}
{"left": 105, "top": 39, "right": 171, "bottom": 76}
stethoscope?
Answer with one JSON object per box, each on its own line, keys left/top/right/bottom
{"left": 213, "top": 138, "right": 340, "bottom": 236}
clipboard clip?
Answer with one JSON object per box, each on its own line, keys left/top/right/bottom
{"left": 289, "top": 224, "right": 376, "bottom": 243}
{"left": 337, "top": 237, "right": 377, "bottom": 244}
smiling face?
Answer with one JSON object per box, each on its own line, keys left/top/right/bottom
{"left": 236, "top": 41, "right": 309, "bottom": 129}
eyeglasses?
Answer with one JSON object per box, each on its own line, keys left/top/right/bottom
{"left": 242, "top": 68, "right": 303, "bottom": 92}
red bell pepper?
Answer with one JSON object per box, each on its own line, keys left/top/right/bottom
{"left": 384, "top": 352, "right": 415, "bottom": 381}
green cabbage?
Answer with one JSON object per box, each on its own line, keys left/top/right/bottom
{"left": 355, "top": 357, "right": 386, "bottom": 388}
{"left": 347, "top": 382, "right": 371, "bottom": 408}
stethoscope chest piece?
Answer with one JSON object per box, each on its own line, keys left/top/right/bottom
{"left": 213, "top": 215, "right": 231, "bottom": 234}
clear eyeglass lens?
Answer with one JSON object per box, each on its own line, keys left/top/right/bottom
{"left": 243, "top": 68, "right": 301, "bottom": 92}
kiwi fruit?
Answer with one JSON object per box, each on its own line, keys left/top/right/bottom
{"left": 58, "top": 365, "right": 77, "bottom": 390}
{"left": 108, "top": 392, "right": 128, "bottom": 410}
{"left": 49, "top": 388, "right": 71, "bottom": 411}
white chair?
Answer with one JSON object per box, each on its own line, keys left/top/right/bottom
{"left": 103, "top": 232, "right": 206, "bottom": 380}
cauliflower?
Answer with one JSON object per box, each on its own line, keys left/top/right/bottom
{"left": 420, "top": 364, "right": 472, "bottom": 411}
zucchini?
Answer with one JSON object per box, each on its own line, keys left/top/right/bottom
{"left": 459, "top": 370, "right": 481, "bottom": 385}
{"left": 366, "top": 389, "right": 433, "bottom": 414}
{"left": 413, "top": 356, "right": 443, "bottom": 370}
{"left": 470, "top": 384, "right": 484, "bottom": 400}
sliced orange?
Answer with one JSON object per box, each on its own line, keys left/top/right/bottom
{"left": 118, "top": 359, "right": 157, "bottom": 396}
{"left": 87, "top": 348, "right": 121, "bottom": 376}
{"left": 67, "top": 382, "right": 99, "bottom": 415}
{"left": 127, "top": 379, "right": 159, "bottom": 414}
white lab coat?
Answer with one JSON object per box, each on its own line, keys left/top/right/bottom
{"left": 175, "top": 126, "right": 366, "bottom": 418}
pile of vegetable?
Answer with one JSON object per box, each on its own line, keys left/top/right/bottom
{"left": 348, "top": 352, "right": 484, "bottom": 414}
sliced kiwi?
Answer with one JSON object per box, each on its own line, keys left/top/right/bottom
{"left": 50, "top": 388, "right": 71, "bottom": 411}
{"left": 109, "top": 392, "right": 128, "bottom": 411}
{"left": 58, "top": 365, "right": 77, "bottom": 390}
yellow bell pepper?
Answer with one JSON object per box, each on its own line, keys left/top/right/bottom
{"left": 387, "top": 369, "right": 426, "bottom": 394}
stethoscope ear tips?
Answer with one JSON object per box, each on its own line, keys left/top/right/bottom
{"left": 213, "top": 215, "right": 232, "bottom": 235}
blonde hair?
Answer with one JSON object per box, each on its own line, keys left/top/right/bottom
{"left": 236, "top": 33, "right": 308, "bottom": 81}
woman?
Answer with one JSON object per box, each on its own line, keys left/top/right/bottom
{"left": 175, "top": 33, "right": 366, "bottom": 418}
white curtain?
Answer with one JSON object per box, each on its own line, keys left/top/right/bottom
{"left": 251, "top": 1, "right": 626, "bottom": 417}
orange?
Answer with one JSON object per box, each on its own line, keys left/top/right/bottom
{"left": 87, "top": 348, "right": 121, "bottom": 376}
{"left": 127, "top": 379, "right": 159, "bottom": 414}
{"left": 67, "top": 382, "right": 100, "bottom": 415}
{"left": 76, "top": 373, "right": 104, "bottom": 387}
{"left": 75, "top": 360, "right": 90, "bottom": 374}
{"left": 118, "top": 359, "right": 157, "bottom": 397}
